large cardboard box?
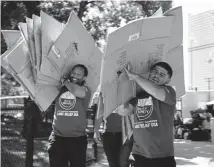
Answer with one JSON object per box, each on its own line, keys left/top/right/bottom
{"left": 47, "top": 12, "right": 103, "bottom": 97}
{"left": 1, "top": 11, "right": 102, "bottom": 111}
{"left": 99, "top": 7, "right": 184, "bottom": 119}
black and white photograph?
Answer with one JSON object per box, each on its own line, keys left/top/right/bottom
{"left": 1, "top": 0, "right": 214, "bottom": 167}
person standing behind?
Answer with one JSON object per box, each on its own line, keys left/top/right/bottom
{"left": 93, "top": 92, "right": 133, "bottom": 167}
{"left": 48, "top": 64, "right": 91, "bottom": 167}
{"left": 200, "top": 110, "right": 213, "bottom": 141}
{"left": 118, "top": 62, "right": 177, "bottom": 167}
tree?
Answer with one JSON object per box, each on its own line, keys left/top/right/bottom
{"left": 39, "top": 1, "right": 106, "bottom": 46}
{"left": 38, "top": 1, "right": 172, "bottom": 48}
{"left": 133, "top": 1, "right": 172, "bottom": 17}
{"left": 22, "top": 1, "right": 41, "bottom": 17}
{"left": 1, "top": 1, "right": 41, "bottom": 53}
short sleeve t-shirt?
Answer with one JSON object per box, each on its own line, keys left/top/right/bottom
{"left": 52, "top": 86, "right": 91, "bottom": 137}
{"left": 105, "top": 113, "right": 122, "bottom": 132}
{"left": 129, "top": 85, "right": 176, "bottom": 158}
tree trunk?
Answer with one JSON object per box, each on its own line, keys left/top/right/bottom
{"left": 77, "top": 1, "right": 88, "bottom": 20}
{"left": 23, "top": 1, "right": 40, "bottom": 17}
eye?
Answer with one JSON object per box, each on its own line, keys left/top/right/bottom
{"left": 152, "top": 70, "right": 158, "bottom": 74}
{"left": 160, "top": 73, "right": 165, "bottom": 77}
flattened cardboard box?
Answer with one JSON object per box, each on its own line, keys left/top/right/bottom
{"left": 47, "top": 12, "right": 103, "bottom": 100}
{"left": 99, "top": 7, "right": 184, "bottom": 119}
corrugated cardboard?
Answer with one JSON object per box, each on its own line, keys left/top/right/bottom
{"left": 1, "top": 11, "right": 102, "bottom": 111}
{"left": 1, "top": 30, "right": 22, "bottom": 49}
{"left": 47, "top": 12, "right": 103, "bottom": 99}
{"left": 100, "top": 6, "right": 184, "bottom": 119}
{"left": 40, "top": 11, "right": 65, "bottom": 79}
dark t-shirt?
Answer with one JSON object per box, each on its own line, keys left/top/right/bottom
{"left": 129, "top": 85, "right": 176, "bottom": 158}
{"left": 105, "top": 113, "right": 122, "bottom": 132}
{"left": 52, "top": 86, "right": 91, "bottom": 137}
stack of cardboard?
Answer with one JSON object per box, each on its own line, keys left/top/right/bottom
{"left": 98, "top": 6, "right": 185, "bottom": 120}
{"left": 1, "top": 6, "right": 185, "bottom": 118}
{"left": 1, "top": 11, "right": 102, "bottom": 111}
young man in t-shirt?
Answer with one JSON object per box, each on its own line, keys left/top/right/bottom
{"left": 117, "top": 62, "right": 176, "bottom": 167}
{"left": 48, "top": 64, "right": 91, "bottom": 167}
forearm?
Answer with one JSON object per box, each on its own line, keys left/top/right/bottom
{"left": 117, "top": 103, "right": 134, "bottom": 116}
{"left": 123, "top": 108, "right": 134, "bottom": 116}
{"left": 64, "top": 82, "right": 75, "bottom": 93}
{"left": 133, "top": 75, "right": 165, "bottom": 101}
{"left": 64, "top": 80, "right": 86, "bottom": 98}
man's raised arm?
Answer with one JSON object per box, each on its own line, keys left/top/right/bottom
{"left": 64, "top": 79, "right": 87, "bottom": 98}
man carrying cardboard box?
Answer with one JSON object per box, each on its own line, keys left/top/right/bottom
{"left": 48, "top": 64, "right": 91, "bottom": 167}
{"left": 117, "top": 62, "right": 176, "bottom": 167}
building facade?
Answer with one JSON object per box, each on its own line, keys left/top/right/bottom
{"left": 180, "top": 10, "right": 214, "bottom": 118}
{"left": 188, "top": 10, "right": 214, "bottom": 92}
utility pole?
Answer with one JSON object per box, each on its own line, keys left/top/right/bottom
{"left": 205, "top": 78, "right": 212, "bottom": 101}
{"left": 205, "top": 52, "right": 214, "bottom": 101}
{"left": 189, "top": 39, "right": 196, "bottom": 89}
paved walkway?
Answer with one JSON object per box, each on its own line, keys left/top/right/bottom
{"left": 91, "top": 139, "right": 214, "bottom": 167}
{"left": 174, "top": 139, "right": 214, "bottom": 167}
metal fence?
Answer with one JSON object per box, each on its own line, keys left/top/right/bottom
{"left": 1, "top": 97, "right": 99, "bottom": 167}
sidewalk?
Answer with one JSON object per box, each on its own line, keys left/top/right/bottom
{"left": 174, "top": 139, "right": 214, "bottom": 167}
{"left": 90, "top": 139, "right": 214, "bottom": 167}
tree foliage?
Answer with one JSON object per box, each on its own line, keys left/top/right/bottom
{"left": 1, "top": 0, "right": 172, "bottom": 96}
{"left": 133, "top": 1, "right": 172, "bottom": 17}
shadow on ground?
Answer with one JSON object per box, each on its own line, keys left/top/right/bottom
{"left": 1, "top": 120, "right": 97, "bottom": 167}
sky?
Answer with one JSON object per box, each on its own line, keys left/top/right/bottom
{"left": 173, "top": 0, "right": 214, "bottom": 14}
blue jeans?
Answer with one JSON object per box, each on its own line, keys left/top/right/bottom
{"left": 103, "top": 132, "right": 133, "bottom": 167}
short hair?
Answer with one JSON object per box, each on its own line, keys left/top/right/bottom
{"left": 72, "top": 64, "right": 88, "bottom": 77}
{"left": 151, "top": 62, "right": 173, "bottom": 78}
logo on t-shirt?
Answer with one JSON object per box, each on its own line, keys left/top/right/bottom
{"left": 136, "top": 96, "right": 153, "bottom": 121}
{"left": 59, "top": 91, "right": 76, "bottom": 110}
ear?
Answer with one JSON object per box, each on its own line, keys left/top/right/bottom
{"left": 165, "top": 78, "right": 171, "bottom": 84}
{"left": 81, "top": 76, "right": 87, "bottom": 85}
